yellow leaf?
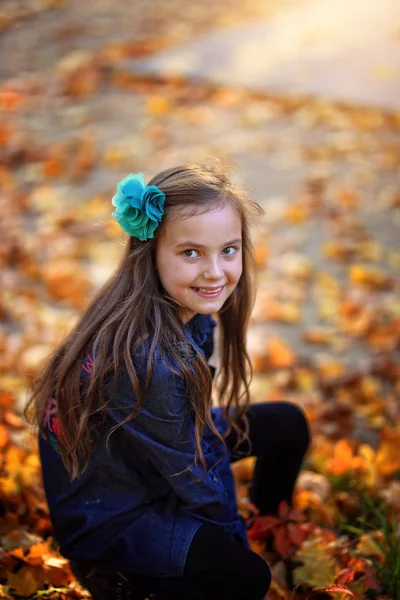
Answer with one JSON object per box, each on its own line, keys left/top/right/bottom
{"left": 376, "top": 441, "right": 400, "bottom": 476}
{"left": 295, "top": 368, "right": 317, "bottom": 392}
{"left": 349, "top": 265, "right": 392, "bottom": 290}
{"left": 317, "top": 359, "right": 345, "bottom": 383}
{"left": 146, "top": 95, "right": 171, "bottom": 117}
{"left": 293, "top": 536, "right": 339, "bottom": 589}
{"left": 356, "top": 532, "right": 386, "bottom": 561}
{"left": 358, "top": 444, "right": 377, "bottom": 487}
{"left": 303, "top": 327, "right": 335, "bottom": 345}
{"left": 0, "top": 583, "right": 13, "bottom": 599}
{"left": 284, "top": 203, "right": 310, "bottom": 223}
{"left": 7, "top": 567, "right": 39, "bottom": 598}
{"left": 0, "top": 475, "right": 20, "bottom": 497}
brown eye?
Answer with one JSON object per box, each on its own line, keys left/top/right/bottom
{"left": 183, "top": 250, "right": 199, "bottom": 258}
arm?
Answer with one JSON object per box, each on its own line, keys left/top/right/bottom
{"left": 106, "top": 356, "right": 234, "bottom": 524}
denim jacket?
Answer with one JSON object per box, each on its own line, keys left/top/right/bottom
{"left": 39, "top": 313, "right": 249, "bottom": 578}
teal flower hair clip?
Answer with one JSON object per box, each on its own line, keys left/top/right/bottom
{"left": 111, "top": 173, "right": 166, "bottom": 241}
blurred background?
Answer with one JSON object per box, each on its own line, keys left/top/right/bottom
{"left": 1, "top": 0, "right": 400, "bottom": 597}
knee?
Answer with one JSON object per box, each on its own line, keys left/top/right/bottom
{"left": 246, "top": 553, "right": 271, "bottom": 599}
{"left": 281, "top": 402, "right": 311, "bottom": 453}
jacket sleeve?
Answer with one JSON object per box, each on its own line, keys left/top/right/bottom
{"left": 106, "top": 355, "right": 235, "bottom": 525}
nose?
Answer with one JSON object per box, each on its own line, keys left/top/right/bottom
{"left": 204, "top": 256, "right": 224, "bottom": 279}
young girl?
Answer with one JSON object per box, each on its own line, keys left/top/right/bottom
{"left": 25, "top": 163, "right": 310, "bottom": 600}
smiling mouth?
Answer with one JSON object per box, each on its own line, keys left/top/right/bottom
{"left": 192, "top": 286, "right": 225, "bottom": 297}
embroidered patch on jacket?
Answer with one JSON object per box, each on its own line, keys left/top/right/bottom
{"left": 43, "top": 353, "right": 95, "bottom": 455}
{"left": 43, "top": 398, "right": 63, "bottom": 454}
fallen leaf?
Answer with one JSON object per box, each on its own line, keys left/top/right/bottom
{"left": 267, "top": 338, "right": 296, "bottom": 369}
{"left": 313, "top": 584, "right": 355, "bottom": 597}
{"left": 7, "top": 567, "right": 39, "bottom": 597}
{"left": 325, "top": 440, "right": 364, "bottom": 476}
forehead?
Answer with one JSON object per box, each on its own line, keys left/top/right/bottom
{"left": 161, "top": 203, "right": 242, "bottom": 246}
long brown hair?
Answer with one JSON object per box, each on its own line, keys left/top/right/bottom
{"left": 25, "top": 162, "right": 264, "bottom": 480}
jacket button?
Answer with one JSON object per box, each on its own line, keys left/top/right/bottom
{"left": 212, "top": 475, "right": 218, "bottom": 483}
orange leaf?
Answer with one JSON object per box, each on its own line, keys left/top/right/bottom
{"left": 0, "top": 90, "right": 22, "bottom": 112}
{"left": 42, "top": 156, "right": 64, "bottom": 178}
{"left": 44, "top": 557, "right": 73, "bottom": 586}
{"left": 325, "top": 439, "right": 364, "bottom": 475}
{"left": 0, "top": 124, "right": 12, "bottom": 147}
{"left": 253, "top": 242, "right": 269, "bottom": 269}
{"left": 9, "top": 548, "right": 24, "bottom": 560}
{"left": 337, "top": 187, "right": 359, "bottom": 210}
{"left": 366, "top": 320, "right": 400, "bottom": 352}
{"left": 26, "top": 541, "right": 51, "bottom": 564}
{"left": 0, "top": 424, "right": 9, "bottom": 449}
{"left": 0, "top": 392, "right": 16, "bottom": 409}
{"left": 231, "top": 456, "right": 255, "bottom": 481}
{"left": 3, "top": 411, "right": 24, "bottom": 429}
{"left": 267, "top": 338, "right": 295, "bottom": 369}
{"left": 63, "top": 64, "right": 100, "bottom": 99}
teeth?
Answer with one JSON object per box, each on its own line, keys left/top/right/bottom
{"left": 196, "top": 287, "right": 222, "bottom": 294}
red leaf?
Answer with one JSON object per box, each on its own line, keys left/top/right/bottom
{"left": 273, "top": 527, "right": 292, "bottom": 558}
{"left": 364, "top": 568, "right": 380, "bottom": 590}
{"left": 336, "top": 567, "right": 356, "bottom": 585}
{"left": 247, "top": 515, "right": 281, "bottom": 541}
{"left": 287, "top": 522, "right": 306, "bottom": 547}
{"left": 319, "top": 585, "right": 356, "bottom": 597}
{"left": 278, "top": 500, "right": 290, "bottom": 519}
{"left": 336, "top": 558, "right": 379, "bottom": 590}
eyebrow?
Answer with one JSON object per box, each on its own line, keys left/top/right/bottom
{"left": 175, "top": 238, "right": 242, "bottom": 249}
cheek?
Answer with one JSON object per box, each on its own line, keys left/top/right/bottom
{"left": 159, "top": 260, "right": 196, "bottom": 289}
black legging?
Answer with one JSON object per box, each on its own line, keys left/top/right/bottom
{"left": 71, "top": 402, "right": 310, "bottom": 600}
{"left": 229, "top": 401, "right": 311, "bottom": 516}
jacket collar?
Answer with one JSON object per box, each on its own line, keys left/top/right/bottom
{"left": 184, "top": 313, "right": 217, "bottom": 349}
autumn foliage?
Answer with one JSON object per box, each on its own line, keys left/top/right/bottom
{"left": 1, "top": 1, "right": 400, "bottom": 598}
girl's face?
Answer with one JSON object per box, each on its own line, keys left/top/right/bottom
{"left": 156, "top": 203, "right": 243, "bottom": 323}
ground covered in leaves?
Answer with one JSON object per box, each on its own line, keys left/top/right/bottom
{"left": 1, "top": 1, "right": 400, "bottom": 598}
